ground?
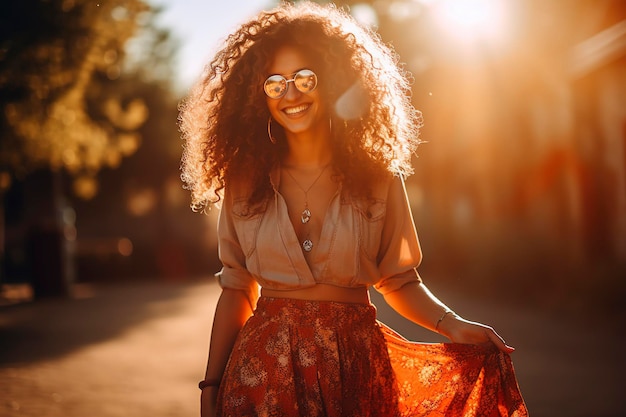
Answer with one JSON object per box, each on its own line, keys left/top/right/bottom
{"left": 0, "top": 278, "right": 623, "bottom": 417}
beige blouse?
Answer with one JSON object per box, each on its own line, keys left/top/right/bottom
{"left": 216, "top": 167, "right": 423, "bottom": 307}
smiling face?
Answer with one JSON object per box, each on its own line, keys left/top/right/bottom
{"left": 265, "top": 46, "right": 328, "bottom": 138}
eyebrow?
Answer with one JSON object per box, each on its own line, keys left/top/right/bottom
{"left": 267, "top": 67, "right": 309, "bottom": 78}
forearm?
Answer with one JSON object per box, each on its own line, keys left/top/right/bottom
{"left": 382, "top": 281, "right": 453, "bottom": 333}
{"left": 204, "top": 288, "right": 253, "bottom": 381}
{"left": 383, "top": 281, "right": 515, "bottom": 352}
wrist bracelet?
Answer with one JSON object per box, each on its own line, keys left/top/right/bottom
{"left": 435, "top": 310, "right": 454, "bottom": 332}
{"left": 198, "top": 378, "right": 221, "bottom": 390}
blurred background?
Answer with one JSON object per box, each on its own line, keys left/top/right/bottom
{"left": 1, "top": 0, "right": 624, "bottom": 416}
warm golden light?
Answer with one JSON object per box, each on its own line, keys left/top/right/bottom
{"left": 73, "top": 176, "right": 99, "bottom": 200}
{"left": 126, "top": 187, "right": 157, "bottom": 216}
{"left": 117, "top": 238, "right": 134, "bottom": 256}
{"left": 0, "top": 171, "right": 12, "bottom": 192}
{"left": 430, "top": 0, "right": 508, "bottom": 44}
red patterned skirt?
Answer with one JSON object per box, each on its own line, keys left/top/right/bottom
{"left": 216, "top": 297, "right": 528, "bottom": 417}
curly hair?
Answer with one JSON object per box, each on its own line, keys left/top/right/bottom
{"left": 179, "top": 0, "right": 422, "bottom": 212}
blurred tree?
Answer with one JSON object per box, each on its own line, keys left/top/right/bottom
{"left": 69, "top": 73, "right": 221, "bottom": 283}
{"left": 0, "top": 0, "right": 172, "bottom": 297}
{"left": 0, "top": 0, "right": 151, "bottom": 187}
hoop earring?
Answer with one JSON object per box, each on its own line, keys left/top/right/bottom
{"left": 267, "top": 116, "right": 277, "bottom": 144}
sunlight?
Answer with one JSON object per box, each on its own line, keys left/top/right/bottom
{"left": 350, "top": 3, "right": 378, "bottom": 28}
{"left": 430, "top": 0, "right": 508, "bottom": 44}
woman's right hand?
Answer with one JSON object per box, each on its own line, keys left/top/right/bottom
{"left": 200, "top": 387, "right": 219, "bottom": 417}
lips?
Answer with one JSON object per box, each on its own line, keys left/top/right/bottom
{"left": 283, "top": 103, "right": 311, "bottom": 116}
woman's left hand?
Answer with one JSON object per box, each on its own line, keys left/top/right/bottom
{"left": 438, "top": 314, "right": 516, "bottom": 353}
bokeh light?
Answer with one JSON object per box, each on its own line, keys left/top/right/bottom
{"left": 430, "top": 0, "right": 510, "bottom": 44}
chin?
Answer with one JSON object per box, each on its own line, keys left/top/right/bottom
{"left": 281, "top": 120, "right": 314, "bottom": 134}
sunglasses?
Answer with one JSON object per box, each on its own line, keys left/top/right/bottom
{"left": 263, "top": 69, "right": 318, "bottom": 99}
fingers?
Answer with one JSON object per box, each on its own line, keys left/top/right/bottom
{"left": 446, "top": 318, "right": 517, "bottom": 354}
{"left": 486, "top": 327, "right": 515, "bottom": 353}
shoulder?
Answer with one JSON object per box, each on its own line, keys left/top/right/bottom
{"left": 223, "top": 177, "right": 269, "bottom": 217}
{"left": 224, "top": 176, "right": 254, "bottom": 200}
{"left": 344, "top": 170, "right": 407, "bottom": 203}
{"left": 369, "top": 171, "right": 407, "bottom": 201}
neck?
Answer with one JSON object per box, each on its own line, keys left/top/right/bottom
{"left": 283, "top": 145, "right": 332, "bottom": 169}
{"left": 283, "top": 127, "right": 333, "bottom": 169}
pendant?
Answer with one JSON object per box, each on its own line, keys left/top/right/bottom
{"left": 302, "top": 239, "right": 313, "bottom": 252}
{"left": 301, "top": 208, "right": 311, "bottom": 224}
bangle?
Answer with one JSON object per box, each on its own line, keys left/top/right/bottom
{"left": 435, "top": 310, "right": 454, "bottom": 332}
{"left": 198, "top": 378, "right": 221, "bottom": 390}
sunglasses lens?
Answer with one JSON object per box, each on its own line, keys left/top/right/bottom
{"left": 264, "top": 70, "right": 318, "bottom": 98}
{"left": 294, "top": 70, "right": 317, "bottom": 93}
{"left": 264, "top": 75, "right": 287, "bottom": 98}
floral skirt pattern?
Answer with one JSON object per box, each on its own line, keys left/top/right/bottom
{"left": 216, "top": 297, "right": 528, "bottom": 417}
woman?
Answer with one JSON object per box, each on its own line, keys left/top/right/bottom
{"left": 179, "top": 2, "right": 527, "bottom": 416}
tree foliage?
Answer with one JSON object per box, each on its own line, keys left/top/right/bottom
{"left": 0, "top": 0, "right": 156, "bottom": 198}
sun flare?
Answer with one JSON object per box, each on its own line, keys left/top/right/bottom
{"left": 430, "top": 0, "right": 508, "bottom": 44}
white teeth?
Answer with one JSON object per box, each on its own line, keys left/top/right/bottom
{"left": 284, "top": 104, "right": 309, "bottom": 115}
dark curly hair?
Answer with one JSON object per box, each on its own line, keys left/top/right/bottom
{"left": 179, "top": 0, "right": 422, "bottom": 212}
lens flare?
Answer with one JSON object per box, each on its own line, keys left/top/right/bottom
{"left": 431, "top": 0, "right": 509, "bottom": 44}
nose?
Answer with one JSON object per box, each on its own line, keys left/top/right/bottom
{"left": 283, "top": 80, "right": 302, "bottom": 100}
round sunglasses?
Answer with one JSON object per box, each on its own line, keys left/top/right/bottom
{"left": 263, "top": 69, "right": 318, "bottom": 99}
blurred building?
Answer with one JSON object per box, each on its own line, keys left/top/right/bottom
{"left": 379, "top": 0, "right": 626, "bottom": 309}
{"left": 569, "top": 19, "right": 626, "bottom": 263}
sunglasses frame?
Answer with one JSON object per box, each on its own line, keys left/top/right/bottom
{"left": 263, "top": 69, "right": 318, "bottom": 99}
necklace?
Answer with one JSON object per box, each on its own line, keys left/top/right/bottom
{"left": 283, "top": 164, "right": 330, "bottom": 252}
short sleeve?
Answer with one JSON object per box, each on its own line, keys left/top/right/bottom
{"left": 215, "top": 185, "right": 260, "bottom": 308}
{"left": 373, "top": 175, "right": 423, "bottom": 295}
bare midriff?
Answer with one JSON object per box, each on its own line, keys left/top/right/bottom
{"left": 261, "top": 283, "right": 370, "bottom": 304}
